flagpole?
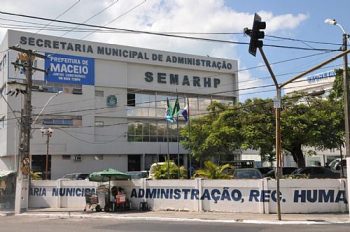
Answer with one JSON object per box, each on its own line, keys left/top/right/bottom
{"left": 187, "top": 97, "right": 192, "bottom": 179}
{"left": 166, "top": 119, "right": 170, "bottom": 179}
{"left": 177, "top": 100, "right": 180, "bottom": 179}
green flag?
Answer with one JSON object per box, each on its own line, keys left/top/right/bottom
{"left": 166, "top": 98, "right": 174, "bottom": 122}
{"left": 172, "top": 96, "right": 180, "bottom": 117}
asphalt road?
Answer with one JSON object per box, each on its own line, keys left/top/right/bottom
{"left": 1, "top": 216, "right": 350, "bottom": 232}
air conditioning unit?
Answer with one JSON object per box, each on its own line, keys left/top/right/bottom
{"left": 74, "top": 155, "right": 82, "bottom": 162}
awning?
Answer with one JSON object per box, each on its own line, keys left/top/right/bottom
{"left": 0, "top": 170, "right": 16, "bottom": 179}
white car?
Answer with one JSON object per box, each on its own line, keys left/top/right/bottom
{"left": 60, "top": 173, "right": 89, "bottom": 180}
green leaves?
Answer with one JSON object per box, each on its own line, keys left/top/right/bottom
{"left": 152, "top": 160, "right": 187, "bottom": 179}
{"left": 181, "top": 92, "right": 345, "bottom": 168}
{"left": 193, "top": 161, "right": 232, "bottom": 179}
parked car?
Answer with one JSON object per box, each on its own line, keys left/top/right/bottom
{"left": 126, "top": 171, "right": 149, "bottom": 179}
{"left": 60, "top": 173, "right": 89, "bottom": 180}
{"left": 328, "top": 158, "right": 347, "bottom": 177}
{"left": 233, "top": 168, "right": 263, "bottom": 179}
{"left": 265, "top": 167, "right": 298, "bottom": 178}
{"left": 290, "top": 167, "right": 340, "bottom": 179}
{"left": 256, "top": 167, "right": 273, "bottom": 176}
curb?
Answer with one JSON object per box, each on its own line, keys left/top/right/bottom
{"left": 0, "top": 212, "right": 14, "bottom": 217}
{"left": 16, "top": 212, "right": 350, "bottom": 225}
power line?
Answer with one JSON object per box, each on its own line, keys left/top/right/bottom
{"left": 237, "top": 50, "right": 336, "bottom": 72}
{"left": 0, "top": 13, "right": 345, "bottom": 49}
{"left": 265, "top": 35, "right": 343, "bottom": 46}
{"left": 56, "top": 127, "right": 126, "bottom": 144}
{"left": 81, "top": 0, "right": 147, "bottom": 40}
{"left": 35, "top": 0, "right": 81, "bottom": 34}
{"left": 61, "top": 0, "right": 120, "bottom": 36}
{"left": 239, "top": 63, "right": 342, "bottom": 86}
{"left": 0, "top": 10, "right": 340, "bottom": 52}
{"left": 3, "top": 74, "right": 338, "bottom": 127}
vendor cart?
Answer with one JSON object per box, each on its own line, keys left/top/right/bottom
{"left": 88, "top": 168, "right": 130, "bottom": 212}
{"left": 84, "top": 193, "right": 100, "bottom": 212}
{"left": 84, "top": 185, "right": 108, "bottom": 212}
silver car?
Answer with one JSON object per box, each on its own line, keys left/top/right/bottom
{"left": 233, "top": 168, "right": 263, "bottom": 179}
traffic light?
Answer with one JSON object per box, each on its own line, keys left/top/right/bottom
{"left": 245, "top": 13, "right": 266, "bottom": 56}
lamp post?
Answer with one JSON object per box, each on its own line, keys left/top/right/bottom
{"left": 325, "top": 18, "right": 350, "bottom": 217}
{"left": 32, "top": 91, "right": 63, "bottom": 127}
{"left": 41, "top": 127, "right": 53, "bottom": 180}
{"left": 31, "top": 91, "right": 62, "bottom": 180}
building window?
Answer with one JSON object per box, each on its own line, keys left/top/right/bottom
{"left": 40, "top": 115, "right": 82, "bottom": 127}
{"left": 94, "top": 155, "right": 104, "bottom": 160}
{"left": 43, "top": 118, "right": 73, "bottom": 126}
{"left": 32, "top": 80, "right": 82, "bottom": 95}
{"left": 127, "top": 120, "right": 185, "bottom": 142}
{"left": 0, "top": 115, "right": 5, "bottom": 128}
{"left": 72, "top": 88, "right": 83, "bottom": 95}
{"left": 126, "top": 90, "right": 235, "bottom": 118}
{"left": 127, "top": 93, "right": 135, "bottom": 106}
{"left": 62, "top": 155, "right": 71, "bottom": 160}
{"left": 95, "top": 90, "right": 104, "bottom": 97}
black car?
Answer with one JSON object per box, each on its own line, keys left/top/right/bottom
{"left": 291, "top": 167, "right": 340, "bottom": 179}
{"left": 256, "top": 167, "right": 273, "bottom": 176}
{"left": 265, "top": 167, "right": 297, "bottom": 178}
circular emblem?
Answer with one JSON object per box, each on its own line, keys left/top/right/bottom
{"left": 106, "top": 95, "right": 117, "bottom": 107}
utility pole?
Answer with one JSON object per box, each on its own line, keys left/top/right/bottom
{"left": 10, "top": 47, "right": 46, "bottom": 214}
{"left": 342, "top": 30, "right": 350, "bottom": 219}
{"left": 342, "top": 33, "right": 350, "bottom": 157}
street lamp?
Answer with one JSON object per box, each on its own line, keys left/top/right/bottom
{"left": 32, "top": 91, "right": 63, "bottom": 127}
{"left": 32, "top": 91, "right": 63, "bottom": 180}
{"left": 41, "top": 127, "right": 53, "bottom": 180}
{"left": 325, "top": 18, "right": 350, "bottom": 217}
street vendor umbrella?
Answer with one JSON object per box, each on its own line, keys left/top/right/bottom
{"left": 88, "top": 168, "right": 130, "bottom": 211}
{"left": 88, "top": 168, "right": 130, "bottom": 182}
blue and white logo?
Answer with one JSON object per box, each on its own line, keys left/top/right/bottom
{"left": 45, "top": 53, "right": 95, "bottom": 85}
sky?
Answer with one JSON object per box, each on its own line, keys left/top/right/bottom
{"left": 0, "top": 0, "right": 349, "bottom": 101}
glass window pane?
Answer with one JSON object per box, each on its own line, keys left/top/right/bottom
{"left": 134, "top": 123, "right": 143, "bottom": 136}
{"left": 128, "top": 123, "right": 135, "bottom": 135}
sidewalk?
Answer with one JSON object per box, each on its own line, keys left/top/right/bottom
{"left": 2, "top": 208, "right": 349, "bottom": 225}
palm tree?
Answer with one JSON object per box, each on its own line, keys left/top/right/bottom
{"left": 193, "top": 161, "right": 232, "bottom": 179}
{"left": 153, "top": 160, "right": 187, "bottom": 179}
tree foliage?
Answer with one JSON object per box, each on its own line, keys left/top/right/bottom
{"left": 152, "top": 160, "right": 187, "bottom": 179}
{"left": 181, "top": 91, "right": 344, "bottom": 168}
{"left": 282, "top": 93, "right": 343, "bottom": 166}
{"left": 193, "top": 160, "right": 232, "bottom": 179}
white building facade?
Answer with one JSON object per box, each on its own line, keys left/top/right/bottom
{"left": 0, "top": 30, "right": 238, "bottom": 179}
{"left": 284, "top": 69, "right": 341, "bottom": 166}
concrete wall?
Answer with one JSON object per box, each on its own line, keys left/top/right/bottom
{"left": 29, "top": 179, "right": 348, "bottom": 213}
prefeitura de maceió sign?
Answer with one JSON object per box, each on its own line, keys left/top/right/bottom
{"left": 45, "top": 53, "right": 95, "bottom": 85}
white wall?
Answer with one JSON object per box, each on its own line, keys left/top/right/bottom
{"left": 29, "top": 178, "right": 348, "bottom": 213}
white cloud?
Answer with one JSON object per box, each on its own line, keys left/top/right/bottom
{"left": 258, "top": 11, "right": 309, "bottom": 33}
